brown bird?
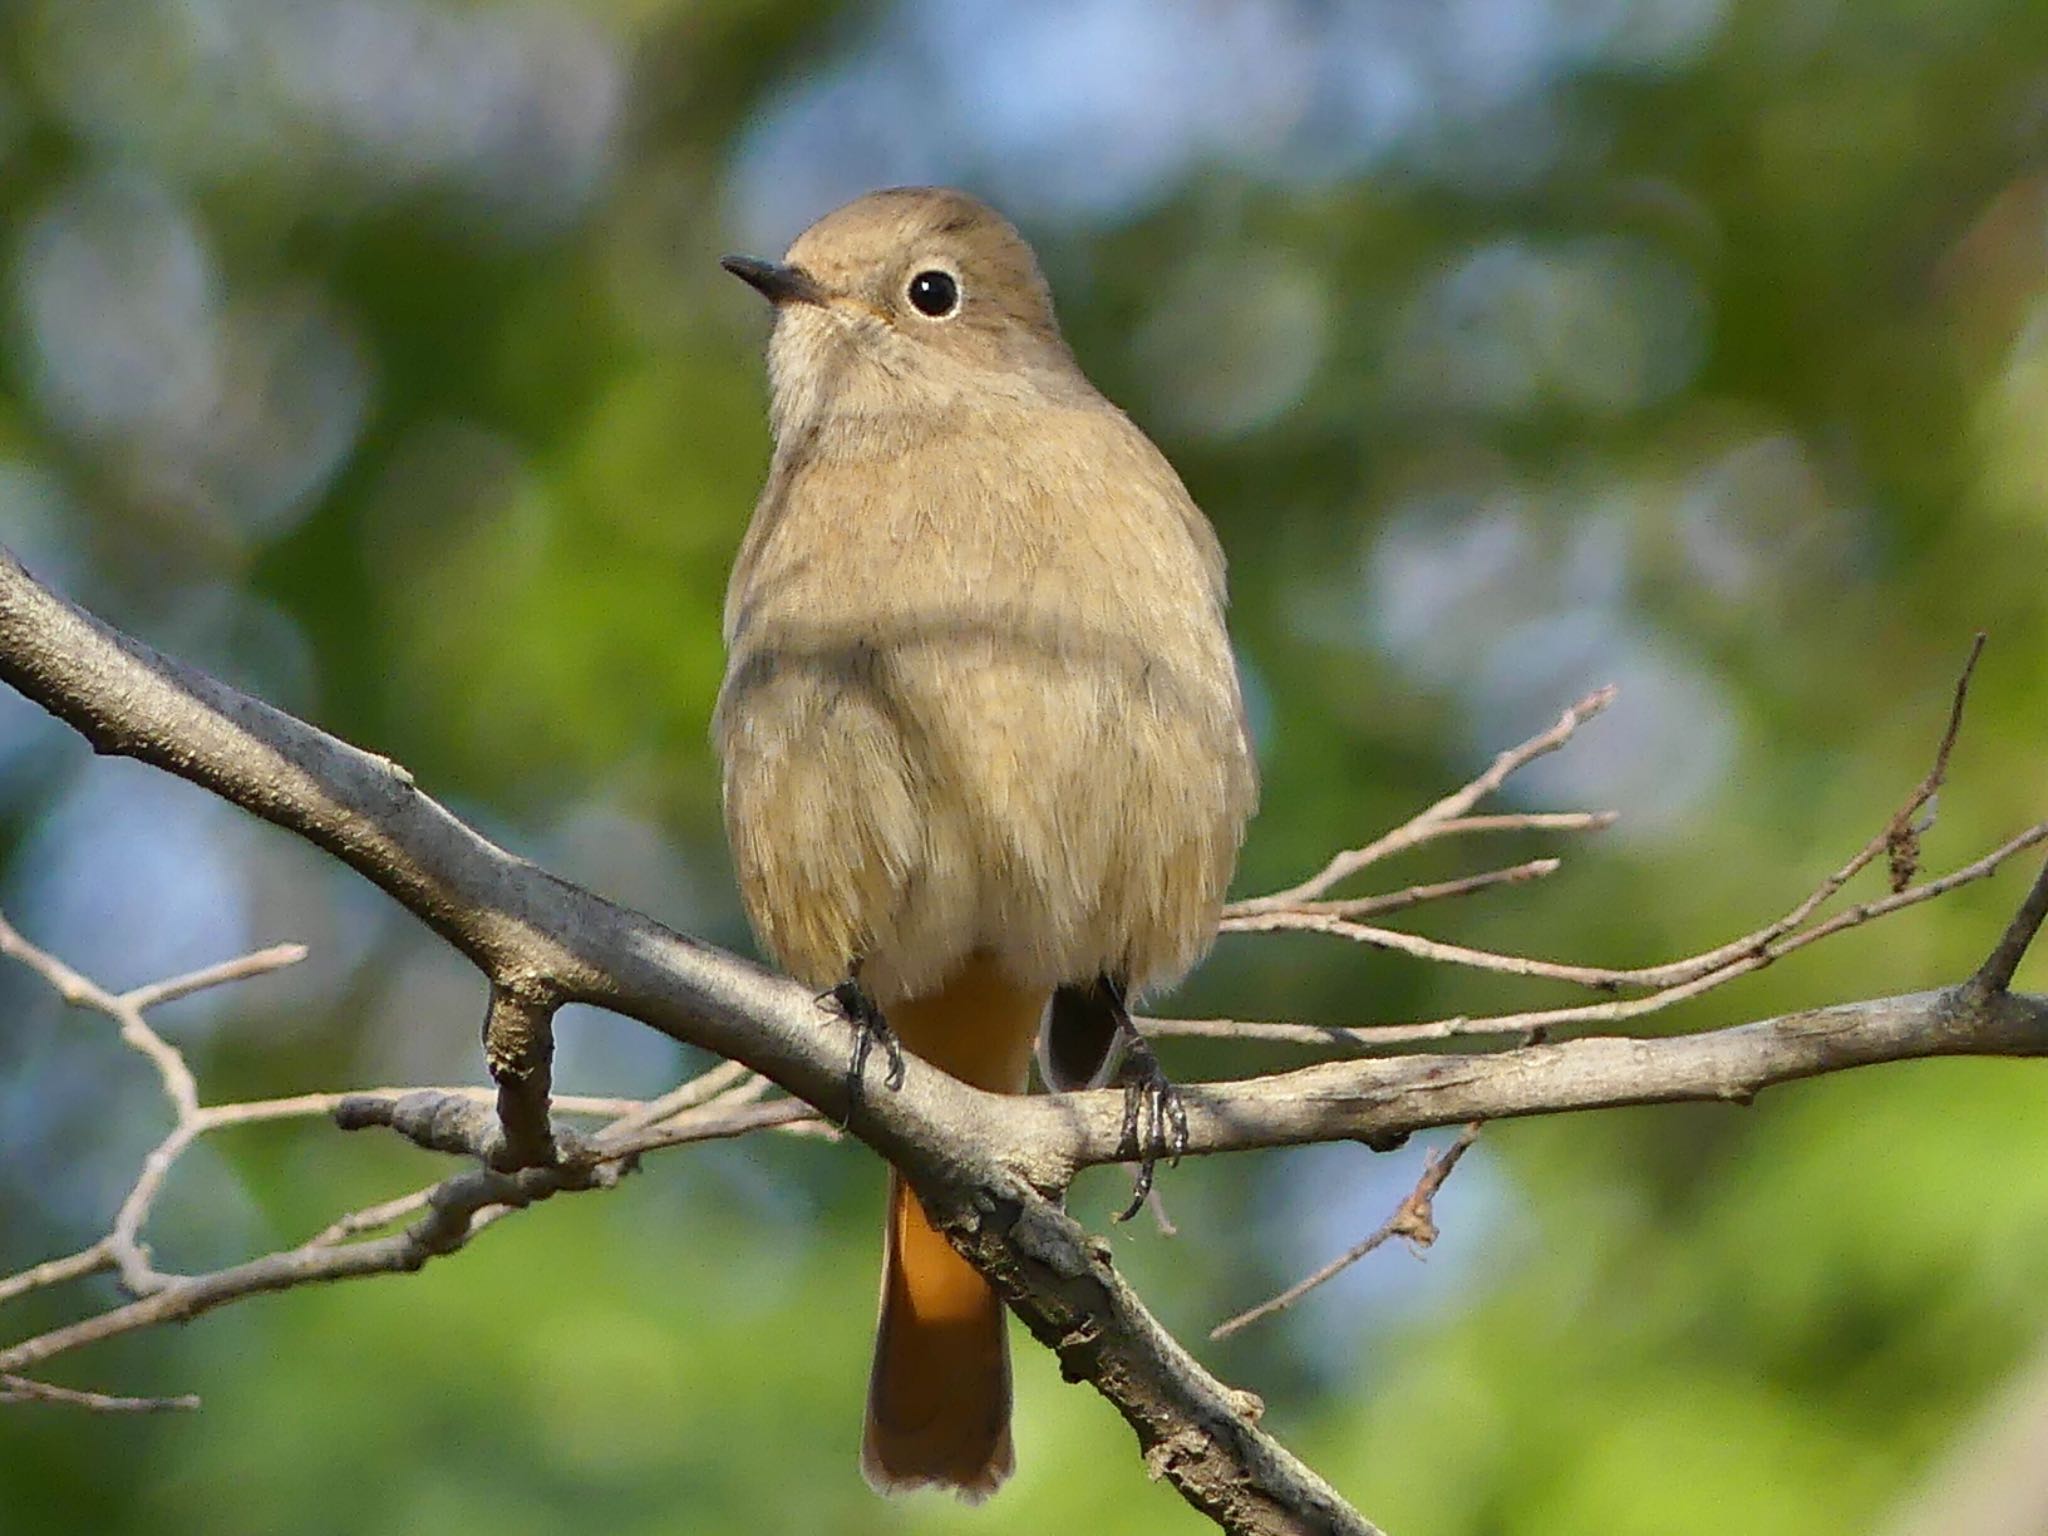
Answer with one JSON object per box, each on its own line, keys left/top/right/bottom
{"left": 717, "top": 187, "right": 1257, "bottom": 1501}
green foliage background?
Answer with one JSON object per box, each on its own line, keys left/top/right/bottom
{"left": 3, "top": 2, "right": 2048, "bottom": 1531}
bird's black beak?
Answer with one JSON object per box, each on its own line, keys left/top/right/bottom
{"left": 721, "top": 255, "right": 827, "bottom": 307}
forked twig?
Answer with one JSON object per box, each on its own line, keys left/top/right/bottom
{"left": 1184, "top": 636, "right": 2041, "bottom": 1050}
{"left": 0, "top": 916, "right": 826, "bottom": 1404}
{"left": 1230, "top": 686, "right": 1617, "bottom": 915}
{"left": 1212, "top": 1124, "right": 1482, "bottom": 1341}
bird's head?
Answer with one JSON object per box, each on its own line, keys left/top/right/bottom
{"left": 723, "top": 187, "right": 1079, "bottom": 438}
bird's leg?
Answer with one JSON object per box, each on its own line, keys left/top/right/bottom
{"left": 1105, "top": 982, "right": 1188, "bottom": 1223}
{"left": 822, "top": 964, "right": 904, "bottom": 1120}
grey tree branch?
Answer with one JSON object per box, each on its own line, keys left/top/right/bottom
{"left": 4, "top": 544, "right": 2047, "bottom": 1536}
{"left": 0, "top": 914, "right": 1371, "bottom": 1536}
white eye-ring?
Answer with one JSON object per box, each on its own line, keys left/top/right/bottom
{"left": 906, "top": 268, "right": 961, "bottom": 319}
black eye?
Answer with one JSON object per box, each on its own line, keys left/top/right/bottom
{"left": 907, "top": 269, "right": 960, "bottom": 318}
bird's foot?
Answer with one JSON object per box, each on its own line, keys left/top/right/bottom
{"left": 1113, "top": 1032, "right": 1188, "bottom": 1223}
{"left": 823, "top": 975, "right": 904, "bottom": 1122}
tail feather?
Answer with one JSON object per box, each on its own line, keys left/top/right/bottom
{"left": 860, "top": 955, "right": 1046, "bottom": 1502}
{"left": 861, "top": 1172, "right": 1014, "bottom": 1500}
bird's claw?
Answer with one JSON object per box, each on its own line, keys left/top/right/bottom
{"left": 1113, "top": 1034, "right": 1187, "bottom": 1223}
{"left": 824, "top": 976, "right": 904, "bottom": 1123}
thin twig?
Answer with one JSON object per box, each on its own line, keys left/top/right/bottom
{"left": 1220, "top": 908, "right": 1639, "bottom": 986}
{"left": 599, "top": 1057, "right": 757, "bottom": 1140}
{"left": 590, "top": 1097, "right": 818, "bottom": 1159}
{"left": 1975, "top": 854, "right": 2048, "bottom": 995}
{"left": 1211, "top": 1124, "right": 1482, "bottom": 1341}
{"left": 0, "top": 1373, "right": 199, "bottom": 1413}
{"left": 1141, "top": 1016, "right": 1499, "bottom": 1050}
{"left": 121, "top": 945, "right": 309, "bottom": 1010}
{"left": 107, "top": 1122, "right": 197, "bottom": 1294}
{"left": 0, "top": 911, "right": 109, "bottom": 1007}
{"left": 1241, "top": 820, "right": 2048, "bottom": 1008}
{"left": 1210, "top": 639, "right": 1990, "bottom": 1046}
{"left": 0, "top": 1093, "right": 825, "bottom": 1377}
{"left": 0, "top": 912, "right": 204, "bottom": 1118}
{"left": 0, "top": 921, "right": 826, "bottom": 1390}
{"left": 0, "top": 1243, "right": 111, "bottom": 1307}
{"left": 1254, "top": 858, "right": 1561, "bottom": 921}
{"left": 305, "top": 1191, "right": 432, "bottom": 1248}
{"left": 1214, "top": 642, "right": 2028, "bottom": 1034}
{"left": 1884, "top": 632, "right": 1985, "bottom": 892}
{"left": 1161, "top": 821, "right": 2048, "bottom": 1053}
{"left": 297, "top": 1086, "right": 807, "bottom": 1250}
{"left": 1230, "top": 687, "right": 1618, "bottom": 913}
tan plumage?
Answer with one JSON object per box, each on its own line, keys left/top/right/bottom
{"left": 715, "top": 187, "right": 1257, "bottom": 1500}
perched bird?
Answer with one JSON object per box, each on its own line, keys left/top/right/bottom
{"left": 717, "top": 187, "right": 1257, "bottom": 1501}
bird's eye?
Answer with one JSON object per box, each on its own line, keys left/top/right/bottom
{"left": 906, "top": 269, "right": 960, "bottom": 319}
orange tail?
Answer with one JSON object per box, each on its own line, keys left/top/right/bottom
{"left": 860, "top": 956, "right": 1048, "bottom": 1502}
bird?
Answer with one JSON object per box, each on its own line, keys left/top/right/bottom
{"left": 716, "top": 186, "right": 1257, "bottom": 1502}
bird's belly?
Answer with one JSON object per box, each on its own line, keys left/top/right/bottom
{"left": 865, "top": 632, "right": 1238, "bottom": 999}
{"left": 719, "top": 604, "right": 1245, "bottom": 1004}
